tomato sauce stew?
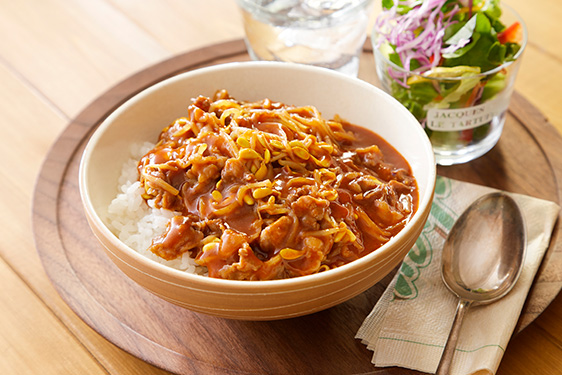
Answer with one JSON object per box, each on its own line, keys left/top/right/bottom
{"left": 137, "top": 90, "right": 418, "bottom": 280}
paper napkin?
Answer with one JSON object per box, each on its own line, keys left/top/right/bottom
{"left": 356, "top": 176, "right": 560, "bottom": 375}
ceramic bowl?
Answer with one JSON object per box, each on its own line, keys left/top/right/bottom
{"left": 79, "top": 61, "right": 436, "bottom": 320}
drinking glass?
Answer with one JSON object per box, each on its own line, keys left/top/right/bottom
{"left": 237, "top": 0, "right": 374, "bottom": 77}
{"left": 372, "top": 4, "right": 527, "bottom": 165}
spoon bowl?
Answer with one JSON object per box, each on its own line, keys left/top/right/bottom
{"left": 436, "top": 192, "right": 526, "bottom": 374}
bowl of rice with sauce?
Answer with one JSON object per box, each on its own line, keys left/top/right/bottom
{"left": 79, "top": 61, "right": 436, "bottom": 320}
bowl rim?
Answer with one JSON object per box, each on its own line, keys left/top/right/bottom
{"left": 79, "top": 61, "right": 437, "bottom": 291}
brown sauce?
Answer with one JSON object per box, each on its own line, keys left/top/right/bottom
{"left": 137, "top": 90, "right": 418, "bottom": 280}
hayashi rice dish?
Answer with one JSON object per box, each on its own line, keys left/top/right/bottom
{"left": 110, "top": 90, "right": 418, "bottom": 280}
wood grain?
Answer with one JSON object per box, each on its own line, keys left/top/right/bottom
{"left": 0, "top": 258, "right": 108, "bottom": 374}
{"left": 0, "top": 54, "right": 171, "bottom": 375}
{"left": 107, "top": 0, "right": 244, "bottom": 53}
{"left": 32, "top": 40, "right": 562, "bottom": 375}
{"left": 0, "top": 0, "right": 166, "bottom": 118}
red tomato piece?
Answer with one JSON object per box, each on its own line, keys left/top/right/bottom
{"left": 498, "top": 22, "right": 523, "bottom": 44}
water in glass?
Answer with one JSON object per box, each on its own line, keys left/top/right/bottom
{"left": 237, "top": 0, "right": 372, "bottom": 76}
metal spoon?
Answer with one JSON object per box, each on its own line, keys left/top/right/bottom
{"left": 436, "top": 192, "right": 526, "bottom": 375}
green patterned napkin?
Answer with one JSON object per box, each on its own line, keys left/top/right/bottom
{"left": 356, "top": 176, "right": 560, "bottom": 375}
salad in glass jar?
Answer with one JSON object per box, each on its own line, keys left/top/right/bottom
{"left": 372, "top": 0, "right": 526, "bottom": 165}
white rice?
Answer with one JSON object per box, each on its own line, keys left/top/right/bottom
{"left": 105, "top": 142, "right": 205, "bottom": 275}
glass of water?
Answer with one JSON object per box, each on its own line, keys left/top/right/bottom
{"left": 236, "top": 0, "right": 374, "bottom": 77}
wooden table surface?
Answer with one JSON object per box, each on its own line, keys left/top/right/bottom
{"left": 1, "top": 1, "right": 561, "bottom": 374}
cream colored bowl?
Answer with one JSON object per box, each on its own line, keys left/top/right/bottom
{"left": 79, "top": 61, "right": 436, "bottom": 321}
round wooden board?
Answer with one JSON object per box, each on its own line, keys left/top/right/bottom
{"left": 32, "top": 40, "right": 562, "bottom": 375}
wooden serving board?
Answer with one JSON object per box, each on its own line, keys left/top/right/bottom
{"left": 32, "top": 40, "right": 562, "bottom": 375}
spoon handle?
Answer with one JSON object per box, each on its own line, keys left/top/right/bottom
{"left": 436, "top": 298, "right": 472, "bottom": 375}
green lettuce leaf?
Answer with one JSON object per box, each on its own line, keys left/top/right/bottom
{"left": 442, "top": 13, "right": 501, "bottom": 72}
{"left": 445, "top": 14, "right": 477, "bottom": 46}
